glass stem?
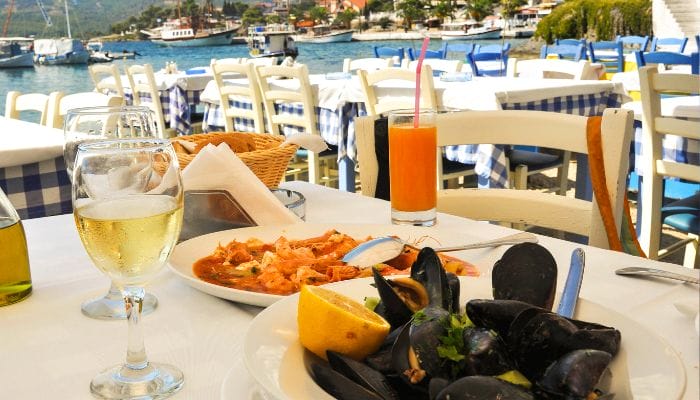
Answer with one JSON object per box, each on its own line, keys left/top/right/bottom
{"left": 106, "top": 282, "right": 123, "bottom": 301}
{"left": 123, "top": 287, "right": 148, "bottom": 370}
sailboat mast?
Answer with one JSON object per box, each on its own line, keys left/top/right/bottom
{"left": 64, "top": 0, "right": 72, "bottom": 38}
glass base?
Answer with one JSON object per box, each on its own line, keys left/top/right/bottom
{"left": 391, "top": 208, "right": 436, "bottom": 227}
{"left": 81, "top": 287, "right": 158, "bottom": 320}
{"left": 90, "top": 362, "right": 184, "bottom": 400}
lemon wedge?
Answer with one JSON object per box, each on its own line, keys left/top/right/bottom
{"left": 298, "top": 285, "right": 390, "bottom": 361}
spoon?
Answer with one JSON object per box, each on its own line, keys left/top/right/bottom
{"left": 342, "top": 231, "right": 538, "bottom": 268}
{"left": 615, "top": 267, "right": 699, "bottom": 284}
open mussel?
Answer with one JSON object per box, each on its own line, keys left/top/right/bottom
{"left": 492, "top": 243, "right": 558, "bottom": 310}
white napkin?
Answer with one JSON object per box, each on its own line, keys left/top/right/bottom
{"left": 181, "top": 143, "right": 301, "bottom": 225}
{"left": 284, "top": 133, "right": 329, "bottom": 153}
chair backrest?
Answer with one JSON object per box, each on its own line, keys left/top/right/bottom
{"left": 210, "top": 57, "right": 243, "bottom": 66}
{"left": 555, "top": 38, "right": 588, "bottom": 58}
{"left": 616, "top": 35, "right": 650, "bottom": 53}
{"left": 506, "top": 58, "right": 589, "bottom": 80}
{"left": 650, "top": 37, "right": 688, "bottom": 53}
{"left": 635, "top": 51, "right": 699, "bottom": 74}
{"left": 256, "top": 63, "right": 318, "bottom": 136}
{"left": 405, "top": 59, "right": 463, "bottom": 75}
{"left": 540, "top": 43, "right": 585, "bottom": 61}
{"left": 373, "top": 46, "right": 405, "bottom": 65}
{"left": 355, "top": 109, "right": 633, "bottom": 248}
{"left": 407, "top": 47, "right": 444, "bottom": 60}
{"left": 440, "top": 42, "right": 478, "bottom": 61}
{"left": 212, "top": 60, "right": 265, "bottom": 132}
{"left": 342, "top": 57, "right": 392, "bottom": 73}
{"left": 588, "top": 41, "right": 624, "bottom": 73}
{"left": 245, "top": 57, "right": 275, "bottom": 67}
{"left": 125, "top": 64, "right": 167, "bottom": 134}
{"left": 466, "top": 43, "right": 511, "bottom": 77}
{"left": 637, "top": 66, "right": 700, "bottom": 257}
{"left": 88, "top": 64, "right": 125, "bottom": 100}
{"left": 4, "top": 91, "right": 50, "bottom": 125}
{"left": 45, "top": 91, "right": 123, "bottom": 129}
{"left": 357, "top": 65, "right": 437, "bottom": 116}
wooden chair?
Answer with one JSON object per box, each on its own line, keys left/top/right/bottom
{"left": 125, "top": 63, "right": 176, "bottom": 138}
{"left": 638, "top": 66, "right": 700, "bottom": 268}
{"left": 256, "top": 64, "right": 336, "bottom": 186}
{"left": 650, "top": 37, "right": 688, "bottom": 53}
{"left": 506, "top": 58, "right": 591, "bottom": 80}
{"left": 634, "top": 51, "right": 699, "bottom": 74}
{"left": 88, "top": 64, "right": 125, "bottom": 101}
{"left": 356, "top": 65, "right": 473, "bottom": 190}
{"left": 5, "top": 91, "right": 50, "bottom": 126}
{"left": 540, "top": 43, "right": 586, "bottom": 61}
{"left": 45, "top": 91, "right": 123, "bottom": 129}
{"left": 468, "top": 43, "right": 511, "bottom": 77}
{"left": 210, "top": 57, "right": 243, "bottom": 66}
{"left": 555, "top": 38, "right": 588, "bottom": 58}
{"left": 404, "top": 59, "right": 463, "bottom": 75}
{"left": 588, "top": 41, "right": 625, "bottom": 75}
{"left": 342, "top": 58, "right": 392, "bottom": 73}
{"left": 373, "top": 46, "right": 405, "bottom": 66}
{"left": 616, "top": 35, "right": 650, "bottom": 53}
{"left": 211, "top": 60, "right": 265, "bottom": 133}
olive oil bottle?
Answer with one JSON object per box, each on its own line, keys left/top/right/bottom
{"left": 0, "top": 189, "right": 31, "bottom": 306}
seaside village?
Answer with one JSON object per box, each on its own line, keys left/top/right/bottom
{"left": 1, "top": 0, "right": 699, "bottom": 399}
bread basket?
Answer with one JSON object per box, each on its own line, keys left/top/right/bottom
{"left": 171, "top": 132, "right": 298, "bottom": 188}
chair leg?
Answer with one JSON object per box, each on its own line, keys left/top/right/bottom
{"left": 308, "top": 152, "right": 321, "bottom": 184}
{"left": 683, "top": 233, "right": 699, "bottom": 269}
{"left": 557, "top": 151, "right": 571, "bottom": 196}
{"left": 513, "top": 165, "right": 528, "bottom": 190}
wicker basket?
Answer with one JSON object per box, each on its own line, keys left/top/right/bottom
{"left": 171, "top": 132, "right": 299, "bottom": 188}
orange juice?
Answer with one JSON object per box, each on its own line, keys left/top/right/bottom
{"left": 389, "top": 123, "right": 437, "bottom": 212}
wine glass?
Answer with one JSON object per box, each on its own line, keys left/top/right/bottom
{"left": 72, "top": 138, "right": 184, "bottom": 398}
{"left": 64, "top": 105, "right": 160, "bottom": 320}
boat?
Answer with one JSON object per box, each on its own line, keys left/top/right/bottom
{"left": 247, "top": 24, "right": 298, "bottom": 63}
{"left": 150, "top": 25, "right": 239, "bottom": 47}
{"left": 440, "top": 21, "right": 502, "bottom": 41}
{"left": 294, "top": 25, "right": 353, "bottom": 43}
{"left": 86, "top": 40, "right": 112, "bottom": 63}
{"left": 33, "top": 38, "right": 89, "bottom": 65}
{"left": 0, "top": 38, "right": 34, "bottom": 68}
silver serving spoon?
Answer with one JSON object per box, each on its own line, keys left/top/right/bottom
{"left": 615, "top": 267, "right": 699, "bottom": 284}
{"left": 342, "top": 231, "right": 538, "bottom": 268}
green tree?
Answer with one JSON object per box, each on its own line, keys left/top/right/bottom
{"left": 242, "top": 7, "right": 265, "bottom": 27}
{"left": 500, "top": 0, "right": 526, "bottom": 19}
{"left": 309, "top": 6, "right": 330, "bottom": 24}
{"left": 432, "top": 0, "right": 454, "bottom": 23}
{"left": 396, "top": 0, "right": 426, "bottom": 29}
{"left": 266, "top": 14, "right": 282, "bottom": 24}
{"left": 334, "top": 9, "right": 358, "bottom": 29}
{"left": 465, "top": 0, "right": 496, "bottom": 22}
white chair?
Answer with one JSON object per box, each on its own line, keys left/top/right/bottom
{"left": 125, "top": 64, "right": 175, "bottom": 138}
{"left": 355, "top": 109, "right": 634, "bottom": 248}
{"left": 246, "top": 57, "right": 275, "bottom": 67}
{"left": 638, "top": 66, "right": 700, "bottom": 268}
{"left": 88, "top": 64, "right": 125, "bottom": 101}
{"left": 342, "top": 58, "right": 392, "bottom": 73}
{"left": 357, "top": 65, "right": 472, "bottom": 189}
{"left": 45, "top": 91, "right": 123, "bottom": 129}
{"left": 5, "top": 91, "right": 50, "bottom": 126}
{"left": 404, "top": 59, "right": 464, "bottom": 74}
{"left": 210, "top": 57, "right": 242, "bottom": 66}
{"left": 256, "top": 64, "right": 336, "bottom": 186}
{"left": 506, "top": 58, "right": 590, "bottom": 80}
{"left": 211, "top": 60, "right": 265, "bottom": 133}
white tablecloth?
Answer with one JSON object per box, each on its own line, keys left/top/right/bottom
{"left": 622, "top": 96, "right": 700, "bottom": 120}
{"left": 100, "top": 68, "right": 215, "bottom": 93}
{"left": 2, "top": 182, "right": 698, "bottom": 398}
{"left": 0, "top": 117, "right": 64, "bottom": 168}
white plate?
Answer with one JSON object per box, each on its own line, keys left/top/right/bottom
{"left": 168, "top": 223, "right": 482, "bottom": 307}
{"left": 243, "top": 277, "right": 687, "bottom": 400}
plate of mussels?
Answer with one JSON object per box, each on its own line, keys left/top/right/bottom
{"left": 242, "top": 244, "right": 686, "bottom": 400}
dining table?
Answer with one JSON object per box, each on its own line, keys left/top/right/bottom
{"left": 0, "top": 116, "right": 71, "bottom": 219}
{"left": 199, "top": 74, "right": 629, "bottom": 192}
{"left": 1, "top": 181, "right": 698, "bottom": 399}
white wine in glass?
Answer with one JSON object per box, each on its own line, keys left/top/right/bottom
{"left": 73, "top": 139, "right": 184, "bottom": 398}
{"left": 64, "top": 105, "right": 160, "bottom": 320}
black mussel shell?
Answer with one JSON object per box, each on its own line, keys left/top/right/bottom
{"left": 462, "top": 327, "right": 513, "bottom": 376}
{"left": 326, "top": 351, "right": 399, "bottom": 400}
{"left": 365, "top": 328, "right": 403, "bottom": 374}
{"left": 373, "top": 268, "right": 414, "bottom": 329}
{"left": 535, "top": 349, "right": 613, "bottom": 399}
{"left": 310, "top": 361, "right": 385, "bottom": 400}
{"left": 446, "top": 272, "right": 461, "bottom": 313}
{"left": 411, "top": 248, "right": 451, "bottom": 311}
{"left": 434, "top": 376, "right": 534, "bottom": 400}
{"left": 466, "top": 299, "right": 538, "bottom": 338}
{"left": 428, "top": 377, "right": 450, "bottom": 400}
{"left": 409, "top": 306, "right": 451, "bottom": 379}
{"left": 492, "top": 243, "right": 557, "bottom": 310}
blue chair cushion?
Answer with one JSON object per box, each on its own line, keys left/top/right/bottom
{"left": 662, "top": 193, "right": 700, "bottom": 234}
{"left": 507, "top": 149, "right": 561, "bottom": 172}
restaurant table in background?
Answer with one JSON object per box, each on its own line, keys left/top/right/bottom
{"left": 100, "top": 67, "right": 214, "bottom": 135}
{"left": 0, "top": 116, "right": 71, "bottom": 219}
{"left": 199, "top": 75, "right": 629, "bottom": 191}
{"left": 0, "top": 181, "right": 697, "bottom": 398}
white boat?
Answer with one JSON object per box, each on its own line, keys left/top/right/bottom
{"left": 33, "top": 38, "right": 89, "bottom": 65}
{"left": 151, "top": 26, "right": 238, "bottom": 47}
{"left": 86, "top": 40, "right": 112, "bottom": 63}
{"left": 247, "top": 25, "right": 298, "bottom": 63}
{"left": 0, "top": 39, "right": 34, "bottom": 68}
{"left": 440, "top": 21, "right": 502, "bottom": 41}
{"left": 295, "top": 25, "right": 353, "bottom": 43}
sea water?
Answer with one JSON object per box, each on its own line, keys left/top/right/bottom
{"left": 0, "top": 38, "right": 526, "bottom": 118}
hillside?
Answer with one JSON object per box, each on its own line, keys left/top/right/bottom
{"left": 1, "top": 0, "right": 240, "bottom": 38}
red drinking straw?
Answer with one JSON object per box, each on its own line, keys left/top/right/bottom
{"left": 414, "top": 37, "right": 430, "bottom": 128}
